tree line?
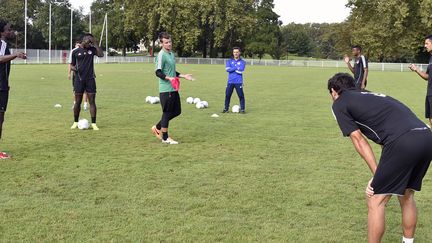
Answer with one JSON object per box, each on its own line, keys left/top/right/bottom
{"left": 1, "top": 0, "right": 432, "bottom": 62}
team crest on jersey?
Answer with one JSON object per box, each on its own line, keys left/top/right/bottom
{"left": 78, "top": 53, "right": 82, "bottom": 56}
{"left": 237, "top": 62, "right": 240, "bottom": 65}
{"left": 88, "top": 50, "right": 92, "bottom": 55}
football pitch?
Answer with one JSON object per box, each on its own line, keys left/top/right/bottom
{"left": 0, "top": 63, "right": 431, "bottom": 242}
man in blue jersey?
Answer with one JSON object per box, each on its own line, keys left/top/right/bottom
{"left": 223, "top": 47, "right": 246, "bottom": 113}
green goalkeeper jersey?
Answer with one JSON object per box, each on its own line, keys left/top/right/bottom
{"left": 155, "top": 49, "right": 176, "bottom": 93}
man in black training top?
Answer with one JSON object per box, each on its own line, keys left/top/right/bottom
{"left": 329, "top": 73, "right": 432, "bottom": 243}
{"left": 344, "top": 45, "right": 368, "bottom": 89}
{"left": 70, "top": 33, "right": 104, "bottom": 130}
{"left": 409, "top": 35, "right": 432, "bottom": 128}
{"left": 0, "top": 20, "right": 26, "bottom": 159}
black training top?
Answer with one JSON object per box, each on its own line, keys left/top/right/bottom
{"left": 332, "top": 90, "right": 427, "bottom": 146}
{"left": 70, "top": 46, "right": 97, "bottom": 81}
{"left": 426, "top": 56, "right": 432, "bottom": 96}
{"left": 0, "top": 40, "right": 11, "bottom": 91}
{"left": 354, "top": 55, "right": 368, "bottom": 88}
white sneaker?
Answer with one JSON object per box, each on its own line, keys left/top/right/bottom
{"left": 162, "top": 137, "right": 179, "bottom": 145}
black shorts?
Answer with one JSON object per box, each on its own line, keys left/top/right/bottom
{"left": 372, "top": 129, "right": 432, "bottom": 196}
{"left": 74, "top": 78, "right": 96, "bottom": 94}
{"left": 0, "top": 90, "right": 9, "bottom": 112}
{"left": 425, "top": 96, "right": 432, "bottom": 118}
{"left": 160, "top": 91, "right": 181, "bottom": 113}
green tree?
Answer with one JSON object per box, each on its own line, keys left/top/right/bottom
{"left": 246, "top": 0, "right": 282, "bottom": 60}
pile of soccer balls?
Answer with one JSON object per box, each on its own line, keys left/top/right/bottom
{"left": 145, "top": 96, "right": 160, "bottom": 104}
{"left": 186, "top": 97, "right": 209, "bottom": 109}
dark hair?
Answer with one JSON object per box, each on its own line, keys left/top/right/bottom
{"left": 327, "top": 73, "right": 356, "bottom": 94}
{"left": 425, "top": 35, "right": 432, "bottom": 41}
{"left": 0, "top": 20, "right": 8, "bottom": 33}
{"left": 233, "top": 47, "right": 241, "bottom": 52}
{"left": 352, "top": 45, "right": 362, "bottom": 52}
{"left": 158, "top": 32, "right": 171, "bottom": 42}
{"left": 80, "top": 33, "right": 94, "bottom": 43}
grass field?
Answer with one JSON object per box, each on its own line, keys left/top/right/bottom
{"left": 0, "top": 63, "right": 431, "bottom": 242}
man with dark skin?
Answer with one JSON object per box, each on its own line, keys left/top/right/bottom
{"left": 0, "top": 20, "right": 26, "bottom": 159}
{"left": 70, "top": 33, "right": 104, "bottom": 130}
{"left": 344, "top": 45, "right": 369, "bottom": 90}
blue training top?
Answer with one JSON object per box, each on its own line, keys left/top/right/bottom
{"left": 225, "top": 58, "right": 246, "bottom": 84}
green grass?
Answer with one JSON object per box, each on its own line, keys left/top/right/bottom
{"left": 0, "top": 63, "right": 431, "bottom": 242}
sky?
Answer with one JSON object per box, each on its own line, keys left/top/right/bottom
{"left": 273, "top": 0, "right": 351, "bottom": 24}
{"left": 70, "top": 0, "right": 351, "bottom": 24}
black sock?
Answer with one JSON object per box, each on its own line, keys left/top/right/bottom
{"left": 74, "top": 116, "right": 79, "bottom": 122}
{"left": 91, "top": 117, "right": 96, "bottom": 124}
{"left": 162, "top": 132, "right": 168, "bottom": 140}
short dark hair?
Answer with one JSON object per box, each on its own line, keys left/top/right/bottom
{"left": 425, "top": 35, "right": 432, "bottom": 41}
{"left": 327, "top": 73, "right": 356, "bottom": 94}
{"left": 158, "top": 32, "right": 171, "bottom": 42}
{"left": 0, "top": 20, "right": 8, "bottom": 33}
{"left": 80, "top": 33, "right": 94, "bottom": 42}
{"left": 233, "top": 47, "right": 241, "bottom": 51}
{"left": 352, "top": 45, "right": 362, "bottom": 52}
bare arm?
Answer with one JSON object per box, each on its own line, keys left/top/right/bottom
{"left": 349, "top": 129, "right": 377, "bottom": 174}
{"left": 0, "top": 52, "right": 26, "bottom": 64}
{"left": 361, "top": 68, "right": 368, "bottom": 89}
{"left": 344, "top": 55, "right": 354, "bottom": 74}
{"left": 409, "top": 64, "right": 428, "bottom": 80}
{"left": 93, "top": 43, "right": 104, "bottom": 58}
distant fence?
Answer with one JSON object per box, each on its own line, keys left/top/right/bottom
{"left": 10, "top": 49, "right": 429, "bottom": 72}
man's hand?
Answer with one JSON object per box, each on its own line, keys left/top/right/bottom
{"left": 365, "top": 178, "right": 374, "bottom": 198}
{"left": 343, "top": 55, "right": 350, "bottom": 64}
{"left": 16, "top": 52, "right": 27, "bottom": 59}
{"left": 409, "top": 63, "right": 418, "bottom": 72}
{"left": 182, "top": 74, "right": 195, "bottom": 81}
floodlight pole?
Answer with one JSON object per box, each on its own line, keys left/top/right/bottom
{"left": 70, "top": 8, "right": 73, "bottom": 50}
{"left": 105, "top": 13, "right": 108, "bottom": 62}
{"left": 49, "top": 3, "right": 52, "bottom": 63}
{"left": 24, "top": 0, "right": 27, "bottom": 56}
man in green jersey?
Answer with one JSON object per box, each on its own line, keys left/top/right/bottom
{"left": 151, "top": 32, "right": 194, "bottom": 145}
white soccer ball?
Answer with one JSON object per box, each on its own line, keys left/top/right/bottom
{"left": 201, "top": 101, "right": 209, "bottom": 108}
{"left": 186, "top": 97, "right": 194, "bottom": 104}
{"left": 149, "top": 97, "right": 160, "bottom": 104}
{"left": 77, "top": 119, "right": 90, "bottom": 130}
{"left": 196, "top": 102, "right": 205, "bottom": 109}
{"left": 193, "top": 98, "right": 201, "bottom": 104}
{"left": 145, "top": 96, "right": 152, "bottom": 103}
{"left": 232, "top": 105, "right": 240, "bottom": 113}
